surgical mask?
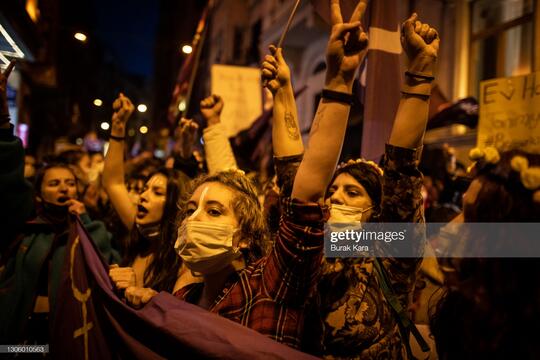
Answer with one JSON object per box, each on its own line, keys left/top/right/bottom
{"left": 174, "top": 221, "right": 241, "bottom": 275}
{"left": 329, "top": 204, "right": 373, "bottom": 224}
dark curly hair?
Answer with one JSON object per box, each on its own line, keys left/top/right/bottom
{"left": 178, "top": 170, "right": 269, "bottom": 264}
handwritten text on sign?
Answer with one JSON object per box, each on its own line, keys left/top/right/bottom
{"left": 478, "top": 72, "right": 540, "bottom": 153}
{"left": 211, "top": 65, "right": 262, "bottom": 137}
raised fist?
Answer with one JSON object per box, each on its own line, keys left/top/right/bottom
{"left": 175, "top": 118, "right": 199, "bottom": 158}
{"left": 200, "top": 94, "right": 224, "bottom": 127}
{"left": 111, "top": 93, "right": 134, "bottom": 134}
{"left": 401, "top": 13, "right": 440, "bottom": 63}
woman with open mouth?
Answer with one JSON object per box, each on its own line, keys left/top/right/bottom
{"left": 103, "top": 93, "right": 195, "bottom": 299}
{"left": 0, "top": 61, "right": 119, "bottom": 345}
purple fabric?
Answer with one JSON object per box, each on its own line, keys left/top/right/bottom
{"left": 51, "top": 218, "right": 317, "bottom": 359}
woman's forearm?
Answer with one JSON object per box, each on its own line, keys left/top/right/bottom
{"left": 272, "top": 84, "right": 304, "bottom": 157}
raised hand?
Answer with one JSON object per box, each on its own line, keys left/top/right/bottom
{"left": 175, "top": 118, "right": 199, "bottom": 159}
{"left": 262, "top": 45, "right": 291, "bottom": 95}
{"left": 200, "top": 94, "right": 224, "bottom": 127}
{"left": 401, "top": 13, "right": 439, "bottom": 73}
{"left": 325, "top": 0, "right": 368, "bottom": 91}
{"left": 0, "top": 61, "right": 15, "bottom": 124}
{"left": 111, "top": 93, "right": 134, "bottom": 136}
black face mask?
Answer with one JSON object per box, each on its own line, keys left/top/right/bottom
{"left": 136, "top": 222, "right": 161, "bottom": 242}
{"left": 40, "top": 201, "right": 70, "bottom": 226}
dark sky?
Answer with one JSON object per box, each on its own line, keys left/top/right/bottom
{"left": 91, "top": 0, "right": 159, "bottom": 78}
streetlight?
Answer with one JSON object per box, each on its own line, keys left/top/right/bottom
{"left": 137, "top": 104, "right": 147, "bottom": 113}
{"left": 93, "top": 98, "right": 103, "bottom": 107}
{"left": 100, "top": 122, "right": 110, "bottom": 130}
{"left": 139, "top": 125, "right": 148, "bottom": 134}
{"left": 182, "top": 44, "right": 193, "bottom": 54}
{"left": 74, "top": 32, "right": 87, "bottom": 42}
{"left": 178, "top": 100, "right": 186, "bottom": 112}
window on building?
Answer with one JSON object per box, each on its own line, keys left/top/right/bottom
{"left": 469, "top": 0, "right": 535, "bottom": 96}
{"left": 247, "top": 20, "right": 262, "bottom": 64}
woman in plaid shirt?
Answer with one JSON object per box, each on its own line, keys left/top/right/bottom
{"left": 122, "top": 0, "right": 368, "bottom": 349}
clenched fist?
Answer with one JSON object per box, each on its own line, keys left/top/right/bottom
{"left": 111, "top": 93, "right": 134, "bottom": 136}
{"left": 401, "top": 13, "right": 440, "bottom": 74}
{"left": 109, "top": 264, "right": 136, "bottom": 290}
{"left": 200, "top": 94, "right": 224, "bottom": 127}
{"left": 125, "top": 286, "right": 158, "bottom": 309}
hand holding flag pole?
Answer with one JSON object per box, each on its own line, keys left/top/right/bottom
{"left": 262, "top": 0, "right": 302, "bottom": 88}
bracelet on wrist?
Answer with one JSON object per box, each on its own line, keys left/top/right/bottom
{"left": 405, "top": 71, "right": 434, "bottom": 82}
{"left": 109, "top": 134, "right": 125, "bottom": 141}
{"left": 401, "top": 81, "right": 432, "bottom": 98}
{"left": 321, "top": 89, "right": 354, "bottom": 105}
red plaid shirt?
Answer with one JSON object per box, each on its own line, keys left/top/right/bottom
{"left": 174, "top": 197, "right": 329, "bottom": 349}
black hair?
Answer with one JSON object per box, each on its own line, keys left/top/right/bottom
{"left": 123, "top": 168, "right": 190, "bottom": 292}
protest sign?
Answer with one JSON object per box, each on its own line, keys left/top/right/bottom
{"left": 211, "top": 65, "right": 262, "bottom": 137}
{"left": 478, "top": 72, "right": 540, "bottom": 153}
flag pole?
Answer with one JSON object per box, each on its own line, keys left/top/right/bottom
{"left": 179, "top": 0, "right": 214, "bottom": 122}
{"left": 277, "top": 0, "right": 302, "bottom": 48}
{"left": 262, "top": 0, "right": 301, "bottom": 88}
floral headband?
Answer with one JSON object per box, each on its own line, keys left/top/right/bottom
{"left": 468, "top": 146, "right": 540, "bottom": 203}
{"left": 336, "top": 158, "right": 384, "bottom": 176}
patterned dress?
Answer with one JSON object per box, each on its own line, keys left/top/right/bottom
{"left": 275, "top": 145, "right": 425, "bottom": 358}
{"left": 318, "top": 144, "right": 425, "bottom": 359}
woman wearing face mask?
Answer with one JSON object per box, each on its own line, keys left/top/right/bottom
{"left": 103, "top": 93, "right": 195, "bottom": 295}
{"left": 263, "top": 11, "right": 438, "bottom": 358}
{"left": 123, "top": 0, "right": 368, "bottom": 348}
{"left": 0, "top": 64, "right": 119, "bottom": 344}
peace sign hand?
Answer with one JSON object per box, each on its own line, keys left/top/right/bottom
{"left": 325, "top": 0, "right": 368, "bottom": 92}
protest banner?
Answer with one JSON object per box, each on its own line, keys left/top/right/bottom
{"left": 478, "top": 72, "right": 540, "bottom": 153}
{"left": 211, "top": 65, "right": 262, "bottom": 137}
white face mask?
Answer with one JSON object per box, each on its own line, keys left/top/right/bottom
{"left": 329, "top": 204, "right": 373, "bottom": 224}
{"left": 174, "top": 221, "right": 241, "bottom": 275}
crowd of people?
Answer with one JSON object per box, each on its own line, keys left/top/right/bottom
{"left": 1, "top": 0, "right": 540, "bottom": 359}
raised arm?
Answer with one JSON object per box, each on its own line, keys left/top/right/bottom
{"left": 200, "top": 95, "right": 238, "bottom": 174}
{"left": 0, "top": 62, "right": 34, "bottom": 246}
{"left": 389, "top": 13, "right": 439, "bottom": 149}
{"left": 102, "top": 93, "right": 136, "bottom": 230}
{"left": 292, "top": 0, "right": 368, "bottom": 202}
{"left": 262, "top": 45, "right": 304, "bottom": 157}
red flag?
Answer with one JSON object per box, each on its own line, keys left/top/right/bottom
{"left": 50, "top": 217, "right": 317, "bottom": 359}
{"left": 361, "top": 0, "right": 402, "bottom": 160}
{"left": 168, "top": 4, "right": 211, "bottom": 124}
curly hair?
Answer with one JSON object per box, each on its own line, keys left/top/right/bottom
{"left": 178, "top": 170, "right": 269, "bottom": 264}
